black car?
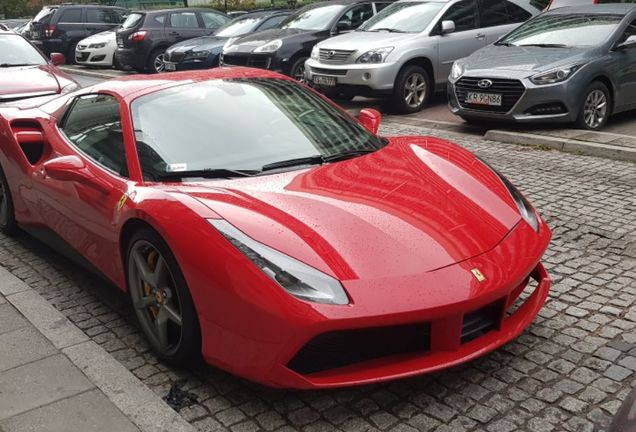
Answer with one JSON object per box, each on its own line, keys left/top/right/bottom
{"left": 28, "top": 4, "right": 127, "bottom": 63}
{"left": 114, "top": 8, "right": 230, "bottom": 73}
{"left": 164, "top": 9, "right": 291, "bottom": 72}
{"left": 221, "top": 0, "right": 394, "bottom": 81}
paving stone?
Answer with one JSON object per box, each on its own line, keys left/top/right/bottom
{"left": 0, "top": 326, "right": 56, "bottom": 373}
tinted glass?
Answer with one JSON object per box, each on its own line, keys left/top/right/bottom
{"left": 33, "top": 7, "right": 56, "bottom": 23}
{"left": 169, "top": 12, "right": 199, "bottom": 28}
{"left": 215, "top": 16, "right": 262, "bottom": 36}
{"left": 61, "top": 94, "right": 127, "bottom": 176}
{"left": 340, "top": 4, "right": 374, "bottom": 29}
{"left": 501, "top": 13, "right": 623, "bottom": 47}
{"left": 86, "top": 9, "right": 122, "bottom": 24}
{"left": 480, "top": 0, "right": 529, "bottom": 27}
{"left": 359, "top": 2, "right": 444, "bottom": 33}
{"left": 131, "top": 79, "right": 383, "bottom": 180}
{"left": 281, "top": 5, "right": 346, "bottom": 31}
{"left": 0, "top": 35, "right": 46, "bottom": 66}
{"left": 59, "top": 9, "right": 82, "bottom": 23}
{"left": 620, "top": 17, "right": 636, "bottom": 42}
{"left": 201, "top": 12, "right": 229, "bottom": 29}
{"left": 374, "top": 2, "right": 392, "bottom": 11}
{"left": 507, "top": 1, "right": 531, "bottom": 21}
{"left": 121, "top": 12, "right": 143, "bottom": 29}
{"left": 440, "top": 0, "right": 478, "bottom": 32}
{"left": 258, "top": 14, "right": 288, "bottom": 31}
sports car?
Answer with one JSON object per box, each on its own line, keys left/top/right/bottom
{"left": 0, "top": 68, "right": 551, "bottom": 389}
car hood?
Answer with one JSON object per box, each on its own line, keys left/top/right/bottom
{"left": 167, "top": 35, "right": 228, "bottom": 54}
{"left": 175, "top": 138, "right": 522, "bottom": 280}
{"left": 318, "top": 30, "right": 414, "bottom": 51}
{"left": 0, "top": 65, "right": 61, "bottom": 100}
{"left": 80, "top": 30, "right": 116, "bottom": 44}
{"left": 463, "top": 44, "right": 592, "bottom": 75}
{"left": 225, "top": 28, "right": 320, "bottom": 52}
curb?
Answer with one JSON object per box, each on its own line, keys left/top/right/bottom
{"left": 0, "top": 266, "right": 196, "bottom": 432}
{"left": 484, "top": 130, "right": 636, "bottom": 163}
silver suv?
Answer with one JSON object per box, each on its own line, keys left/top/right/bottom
{"left": 305, "top": 0, "right": 539, "bottom": 113}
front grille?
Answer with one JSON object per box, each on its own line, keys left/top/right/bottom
{"left": 165, "top": 51, "right": 185, "bottom": 62}
{"left": 319, "top": 48, "right": 355, "bottom": 64}
{"left": 76, "top": 52, "right": 89, "bottom": 62}
{"left": 461, "top": 300, "right": 504, "bottom": 344}
{"left": 310, "top": 66, "right": 347, "bottom": 76}
{"left": 222, "top": 54, "right": 248, "bottom": 66}
{"left": 288, "top": 322, "right": 431, "bottom": 375}
{"left": 455, "top": 77, "right": 525, "bottom": 113}
{"left": 247, "top": 56, "right": 270, "bottom": 69}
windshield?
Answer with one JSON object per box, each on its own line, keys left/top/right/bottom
{"left": 280, "top": 5, "right": 345, "bottom": 31}
{"left": 500, "top": 14, "right": 623, "bottom": 47}
{"left": 215, "top": 16, "right": 262, "bottom": 37}
{"left": 122, "top": 13, "right": 143, "bottom": 29}
{"left": 131, "top": 79, "right": 383, "bottom": 180}
{"left": 33, "top": 7, "right": 56, "bottom": 23}
{"left": 359, "top": 2, "right": 443, "bottom": 33}
{"left": 0, "top": 35, "right": 46, "bottom": 66}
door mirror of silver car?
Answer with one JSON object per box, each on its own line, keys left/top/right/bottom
{"left": 358, "top": 108, "right": 382, "bottom": 135}
{"left": 616, "top": 36, "right": 636, "bottom": 51}
{"left": 441, "top": 20, "right": 456, "bottom": 35}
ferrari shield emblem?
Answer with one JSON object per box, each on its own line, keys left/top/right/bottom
{"left": 471, "top": 268, "right": 486, "bottom": 282}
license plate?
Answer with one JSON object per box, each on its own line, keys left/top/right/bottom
{"left": 313, "top": 75, "right": 336, "bottom": 86}
{"left": 164, "top": 62, "right": 176, "bottom": 71}
{"left": 466, "top": 92, "right": 502, "bottom": 106}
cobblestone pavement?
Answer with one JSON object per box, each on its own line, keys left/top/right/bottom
{"left": 0, "top": 123, "right": 635, "bottom": 432}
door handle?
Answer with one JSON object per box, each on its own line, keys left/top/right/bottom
{"left": 475, "top": 33, "right": 485, "bottom": 40}
{"left": 169, "top": 31, "right": 180, "bottom": 36}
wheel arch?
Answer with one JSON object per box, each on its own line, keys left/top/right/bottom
{"left": 286, "top": 51, "right": 311, "bottom": 76}
{"left": 590, "top": 75, "right": 616, "bottom": 113}
{"left": 398, "top": 57, "right": 435, "bottom": 86}
{"left": 119, "top": 217, "right": 160, "bottom": 288}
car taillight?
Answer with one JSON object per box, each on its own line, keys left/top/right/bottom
{"left": 128, "top": 31, "right": 147, "bottom": 42}
{"left": 44, "top": 24, "right": 56, "bottom": 37}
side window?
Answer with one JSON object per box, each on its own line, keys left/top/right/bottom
{"left": 439, "top": 0, "right": 478, "bottom": 32}
{"left": 340, "top": 3, "right": 374, "bottom": 29}
{"left": 479, "top": 0, "right": 509, "bottom": 27}
{"left": 201, "top": 11, "right": 229, "bottom": 29}
{"left": 169, "top": 12, "right": 199, "bottom": 28}
{"left": 58, "top": 8, "right": 83, "bottom": 23}
{"left": 60, "top": 94, "right": 128, "bottom": 177}
{"left": 374, "top": 2, "right": 392, "bottom": 12}
{"left": 258, "top": 15, "right": 287, "bottom": 31}
{"left": 505, "top": 1, "right": 531, "bottom": 23}
{"left": 620, "top": 17, "right": 636, "bottom": 43}
{"left": 86, "top": 9, "right": 121, "bottom": 24}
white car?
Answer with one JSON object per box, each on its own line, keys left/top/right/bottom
{"left": 75, "top": 29, "right": 117, "bottom": 67}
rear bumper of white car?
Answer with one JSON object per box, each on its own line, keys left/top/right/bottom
{"left": 305, "top": 58, "right": 398, "bottom": 93}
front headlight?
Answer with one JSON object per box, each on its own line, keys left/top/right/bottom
{"left": 530, "top": 63, "right": 584, "bottom": 85}
{"left": 88, "top": 42, "right": 106, "bottom": 49}
{"left": 184, "top": 50, "right": 210, "bottom": 60}
{"left": 210, "top": 220, "right": 349, "bottom": 305}
{"left": 356, "top": 47, "right": 393, "bottom": 64}
{"left": 450, "top": 61, "right": 465, "bottom": 81}
{"left": 253, "top": 39, "right": 282, "bottom": 53}
{"left": 310, "top": 45, "right": 319, "bottom": 60}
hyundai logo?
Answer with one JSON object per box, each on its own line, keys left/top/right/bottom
{"left": 327, "top": 50, "right": 336, "bottom": 58}
{"left": 477, "top": 79, "right": 493, "bottom": 89}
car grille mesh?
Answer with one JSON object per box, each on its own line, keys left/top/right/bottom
{"left": 223, "top": 54, "right": 270, "bottom": 69}
{"left": 461, "top": 300, "right": 504, "bottom": 344}
{"left": 319, "top": 48, "right": 355, "bottom": 64}
{"left": 455, "top": 77, "right": 525, "bottom": 113}
{"left": 309, "top": 66, "right": 347, "bottom": 76}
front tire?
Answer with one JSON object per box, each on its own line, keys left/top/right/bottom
{"left": 391, "top": 65, "right": 431, "bottom": 114}
{"left": 290, "top": 56, "right": 308, "bottom": 83}
{"left": 147, "top": 49, "right": 166, "bottom": 74}
{"left": 576, "top": 81, "right": 611, "bottom": 131}
{"left": 0, "top": 164, "right": 17, "bottom": 235}
{"left": 126, "top": 228, "right": 201, "bottom": 365}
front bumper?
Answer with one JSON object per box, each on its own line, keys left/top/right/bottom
{"left": 164, "top": 53, "right": 220, "bottom": 72}
{"left": 305, "top": 58, "right": 398, "bottom": 93}
{"left": 220, "top": 52, "right": 285, "bottom": 74}
{"left": 448, "top": 73, "right": 582, "bottom": 124}
{"left": 75, "top": 46, "right": 114, "bottom": 67}
{"left": 197, "top": 218, "right": 552, "bottom": 389}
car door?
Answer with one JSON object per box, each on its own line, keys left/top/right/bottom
{"left": 34, "top": 93, "right": 131, "bottom": 280}
{"left": 612, "top": 17, "right": 636, "bottom": 110}
{"left": 478, "top": 0, "right": 532, "bottom": 44}
{"left": 434, "top": 0, "right": 482, "bottom": 83}
{"left": 166, "top": 11, "right": 204, "bottom": 43}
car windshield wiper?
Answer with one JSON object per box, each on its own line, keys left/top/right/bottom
{"left": 261, "top": 155, "right": 325, "bottom": 172}
{"left": 494, "top": 41, "right": 515, "bottom": 46}
{"left": 517, "top": 43, "right": 568, "bottom": 48}
{"left": 369, "top": 27, "right": 407, "bottom": 33}
{"left": 157, "top": 168, "right": 258, "bottom": 180}
{"left": 322, "top": 149, "right": 377, "bottom": 162}
{"left": 0, "top": 63, "right": 38, "bottom": 67}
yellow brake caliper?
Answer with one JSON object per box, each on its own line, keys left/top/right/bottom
{"left": 144, "top": 250, "right": 160, "bottom": 319}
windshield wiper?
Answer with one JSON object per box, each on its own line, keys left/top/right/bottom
{"left": 517, "top": 43, "right": 568, "bottom": 48}
{"left": 157, "top": 168, "right": 257, "bottom": 180}
{"left": 261, "top": 155, "right": 324, "bottom": 172}
{"left": 494, "top": 41, "right": 515, "bottom": 47}
{"left": 0, "top": 63, "right": 38, "bottom": 68}
{"left": 369, "top": 28, "right": 406, "bottom": 33}
{"left": 322, "top": 149, "right": 377, "bottom": 163}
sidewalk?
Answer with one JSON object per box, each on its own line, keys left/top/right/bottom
{"left": 0, "top": 267, "right": 195, "bottom": 432}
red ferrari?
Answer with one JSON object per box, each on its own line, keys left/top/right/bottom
{"left": 0, "top": 68, "right": 551, "bottom": 389}
{"left": 0, "top": 29, "right": 78, "bottom": 102}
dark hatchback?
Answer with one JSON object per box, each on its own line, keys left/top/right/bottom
{"left": 164, "top": 9, "right": 291, "bottom": 72}
{"left": 114, "top": 8, "right": 230, "bottom": 73}
{"left": 221, "top": 0, "right": 393, "bottom": 81}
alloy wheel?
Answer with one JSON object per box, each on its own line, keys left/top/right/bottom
{"left": 403, "top": 73, "right": 427, "bottom": 109}
{"left": 583, "top": 89, "right": 607, "bottom": 129}
{"left": 128, "top": 240, "right": 183, "bottom": 355}
{"left": 293, "top": 63, "right": 306, "bottom": 83}
{"left": 154, "top": 53, "right": 166, "bottom": 73}
{"left": 0, "top": 181, "right": 7, "bottom": 227}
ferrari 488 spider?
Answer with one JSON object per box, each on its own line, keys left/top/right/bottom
{"left": 0, "top": 68, "right": 551, "bottom": 389}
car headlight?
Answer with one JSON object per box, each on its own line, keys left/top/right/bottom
{"left": 88, "top": 42, "right": 106, "bottom": 49}
{"left": 310, "top": 45, "right": 319, "bottom": 60}
{"left": 60, "top": 82, "right": 80, "bottom": 94}
{"left": 356, "top": 47, "right": 393, "bottom": 64}
{"left": 530, "top": 63, "right": 584, "bottom": 85}
{"left": 477, "top": 157, "right": 539, "bottom": 232}
{"left": 450, "top": 61, "right": 465, "bottom": 81}
{"left": 253, "top": 39, "right": 282, "bottom": 53}
{"left": 184, "top": 50, "right": 210, "bottom": 60}
{"left": 210, "top": 220, "right": 349, "bottom": 305}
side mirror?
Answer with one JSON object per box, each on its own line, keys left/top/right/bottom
{"left": 50, "top": 52, "right": 66, "bottom": 66}
{"left": 441, "top": 20, "right": 456, "bottom": 35}
{"left": 615, "top": 37, "right": 636, "bottom": 51}
{"left": 43, "top": 155, "right": 109, "bottom": 193}
{"left": 335, "top": 19, "right": 353, "bottom": 34}
{"left": 358, "top": 108, "right": 381, "bottom": 135}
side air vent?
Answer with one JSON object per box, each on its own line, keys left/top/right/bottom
{"left": 10, "top": 120, "right": 47, "bottom": 165}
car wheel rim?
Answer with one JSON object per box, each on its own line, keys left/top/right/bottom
{"left": 0, "top": 181, "right": 7, "bottom": 227}
{"left": 129, "top": 240, "right": 183, "bottom": 355}
{"left": 583, "top": 89, "right": 607, "bottom": 129}
{"left": 293, "top": 63, "right": 306, "bottom": 83}
{"left": 154, "top": 54, "right": 165, "bottom": 73}
{"left": 403, "top": 73, "right": 426, "bottom": 108}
